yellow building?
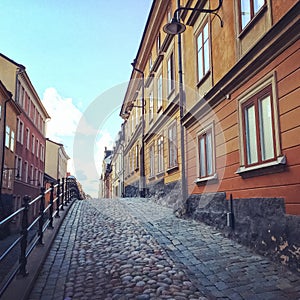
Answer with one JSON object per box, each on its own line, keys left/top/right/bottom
{"left": 120, "top": 0, "right": 188, "bottom": 207}
{"left": 45, "top": 138, "right": 70, "bottom": 182}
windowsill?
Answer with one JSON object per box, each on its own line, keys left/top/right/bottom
{"left": 196, "top": 71, "right": 210, "bottom": 88}
{"left": 236, "top": 155, "right": 286, "bottom": 176}
{"left": 166, "top": 165, "right": 179, "bottom": 174}
{"left": 194, "top": 173, "right": 218, "bottom": 184}
{"left": 167, "top": 89, "right": 175, "bottom": 100}
{"left": 156, "top": 171, "right": 165, "bottom": 178}
{"left": 157, "top": 106, "right": 163, "bottom": 114}
{"left": 238, "top": 5, "right": 267, "bottom": 39}
{"left": 148, "top": 175, "right": 155, "bottom": 181}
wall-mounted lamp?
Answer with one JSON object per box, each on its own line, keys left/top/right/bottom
{"left": 163, "top": 0, "right": 223, "bottom": 35}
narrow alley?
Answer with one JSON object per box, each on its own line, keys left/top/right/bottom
{"left": 26, "top": 198, "right": 300, "bottom": 300}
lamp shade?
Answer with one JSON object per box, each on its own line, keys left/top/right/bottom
{"left": 163, "top": 18, "right": 186, "bottom": 35}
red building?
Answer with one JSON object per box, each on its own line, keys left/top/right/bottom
{"left": 0, "top": 54, "right": 50, "bottom": 220}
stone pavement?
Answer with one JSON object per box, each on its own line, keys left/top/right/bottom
{"left": 28, "top": 198, "right": 300, "bottom": 300}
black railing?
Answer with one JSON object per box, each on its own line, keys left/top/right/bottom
{"left": 0, "top": 177, "right": 79, "bottom": 297}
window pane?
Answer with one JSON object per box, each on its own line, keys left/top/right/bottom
{"left": 259, "top": 96, "right": 274, "bottom": 161}
{"left": 245, "top": 105, "right": 258, "bottom": 164}
{"left": 204, "top": 39, "right": 210, "bottom": 74}
{"left": 241, "top": 0, "right": 251, "bottom": 29}
{"left": 254, "top": 0, "right": 264, "bottom": 13}
{"left": 5, "top": 126, "right": 10, "bottom": 148}
{"left": 203, "top": 23, "right": 208, "bottom": 41}
{"left": 10, "top": 131, "right": 15, "bottom": 151}
{"left": 206, "top": 132, "right": 213, "bottom": 175}
{"left": 197, "top": 32, "right": 203, "bottom": 79}
{"left": 200, "top": 136, "right": 206, "bottom": 177}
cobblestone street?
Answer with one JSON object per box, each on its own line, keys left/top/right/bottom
{"left": 29, "top": 198, "right": 300, "bottom": 300}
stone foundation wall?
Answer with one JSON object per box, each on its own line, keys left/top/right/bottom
{"left": 185, "top": 192, "right": 300, "bottom": 273}
{"left": 147, "top": 179, "right": 183, "bottom": 211}
{"left": 124, "top": 181, "right": 139, "bottom": 197}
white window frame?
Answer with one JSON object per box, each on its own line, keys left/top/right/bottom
{"left": 157, "top": 136, "right": 164, "bottom": 173}
{"left": 168, "top": 121, "right": 178, "bottom": 168}
{"left": 17, "top": 118, "right": 24, "bottom": 144}
{"left": 10, "top": 130, "right": 15, "bottom": 152}
{"left": 5, "top": 125, "right": 10, "bottom": 148}
{"left": 157, "top": 72, "right": 163, "bottom": 110}
{"left": 32, "top": 134, "right": 35, "bottom": 154}
{"left": 26, "top": 128, "right": 30, "bottom": 149}
{"left": 195, "top": 123, "right": 217, "bottom": 183}
{"left": 237, "top": 72, "right": 284, "bottom": 174}
{"left": 24, "top": 161, "right": 28, "bottom": 183}
{"left": 197, "top": 21, "right": 210, "bottom": 82}
{"left": 149, "top": 90, "right": 154, "bottom": 122}
{"left": 149, "top": 144, "right": 155, "bottom": 177}
{"left": 167, "top": 52, "right": 175, "bottom": 96}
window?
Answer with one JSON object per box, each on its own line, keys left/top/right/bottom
{"left": 168, "top": 122, "right": 178, "bottom": 168}
{"left": 36, "top": 139, "right": 39, "bottom": 158}
{"left": 149, "top": 144, "right": 155, "bottom": 177}
{"left": 26, "top": 128, "right": 30, "bottom": 149}
{"left": 5, "top": 126, "right": 10, "bottom": 148}
{"left": 24, "top": 161, "right": 28, "bottom": 183}
{"left": 197, "top": 22, "right": 210, "bottom": 82}
{"left": 157, "top": 73, "right": 163, "bottom": 110}
{"left": 198, "top": 128, "right": 214, "bottom": 178}
{"left": 10, "top": 130, "right": 15, "bottom": 151}
{"left": 32, "top": 134, "right": 35, "bottom": 154}
{"left": 35, "top": 168, "right": 39, "bottom": 186}
{"left": 0, "top": 104, "right": 2, "bottom": 119}
{"left": 40, "top": 144, "right": 44, "bottom": 162}
{"left": 30, "top": 165, "right": 34, "bottom": 182}
{"left": 157, "top": 136, "right": 164, "bottom": 173}
{"left": 149, "top": 55, "right": 152, "bottom": 71}
{"left": 2, "top": 166, "right": 8, "bottom": 188}
{"left": 149, "top": 90, "right": 154, "bottom": 122}
{"left": 17, "top": 157, "right": 22, "bottom": 181}
{"left": 167, "top": 52, "right": 175, "bottom": 96}
{"left": 7, "top": 170, "right": 13, "bottom": 189}
{"left": 240, "top": 0, "right": 265, "bottom": 30}
{"left": 157, "top": 33, "right": 161, "bottom": 54}
{"left": 17, "top": 119, "right": 24, "bottom": 144}
{"left": 242, "top": 85, "right": 275, "bottom": 166}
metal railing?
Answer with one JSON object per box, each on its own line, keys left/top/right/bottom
{"left": 0, "top": 177, "right": 79, "bottom": 297}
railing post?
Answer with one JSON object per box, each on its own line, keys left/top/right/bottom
{"left": 38, "top": 187, "right": 45, "bottom": 245}
{"left": 59, "top": 178, "right": 64, "bottom": 211}
{"left": 66, "top": 178, "right": 69, "bottom": 203}
{"left": 56, "top": 179, "right": 60, "bottom": 218}
{"left": 61, "top": 178, "right": 65, "bottom": 207}
{"left": 19, "top": 195, "right": 29, "bottom": 277}
{"left": 49, "top": 182, "right": 54, "bottom": 228}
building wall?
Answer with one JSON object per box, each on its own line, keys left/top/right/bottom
{"left": 183, "top": 0, "right": 300, "bottom": 215}
{"left": 45, "top": 140, "right": 59, "bottom": 179}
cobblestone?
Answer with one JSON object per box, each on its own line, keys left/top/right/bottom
{"left": 29, "top": 198, "right": 300, "bottom": 299}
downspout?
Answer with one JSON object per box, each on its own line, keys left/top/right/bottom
{"left": 177, "top": 0, "right": 188, "bottom": 213}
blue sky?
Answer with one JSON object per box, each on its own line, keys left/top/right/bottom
{"left": 0, "top": 0, "right": 152, "bottom": 196}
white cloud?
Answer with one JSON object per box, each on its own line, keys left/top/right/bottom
{"left": 42, "top": 87, "right": 82, "bottom": 139}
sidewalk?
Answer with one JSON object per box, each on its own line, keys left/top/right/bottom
{"left": 28, "top": 198, "right": 300, "bottom": 300}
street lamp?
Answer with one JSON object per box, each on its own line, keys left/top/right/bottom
{"left": 163, "top": 1, "right": 223, "bottom": 35}
{"left": 131, "top": 59, "right": 146, "bottom": 198}
{"left": 163, "top": 1, "right": 223, "bottom": 211}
